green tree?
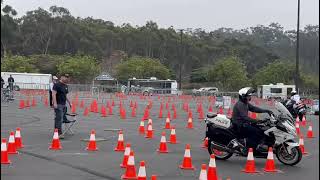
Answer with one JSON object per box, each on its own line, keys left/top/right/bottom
{"left": 190, "top": 67, "right": 209, "bottom": 83}
{"left": 115, "top": 56, "right": 171, "bottom": 82}
{"left": 253, "top": 61, "right": 295, "bottom": 86}
{"left": 57, "top": 55, "right": 100, "bottom": 83}
{"left": 207, "top": 56, "right": 250, "bottom": 91}
{"left": 1, "top": 55, "right": 39, "bottom": 73}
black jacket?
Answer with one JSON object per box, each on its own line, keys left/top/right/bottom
{"left": 231, "top": 100, "right": 269, "bottom": 126}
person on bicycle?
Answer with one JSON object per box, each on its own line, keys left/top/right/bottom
{"left": 8, "top": 75, "right": 14, "bottom": 91}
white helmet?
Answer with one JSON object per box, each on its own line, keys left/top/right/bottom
{"left": 291, "top": 90, "right": 297, "bottom": 96}
{"left": 238, "top": 87, "right": 255, "bottom": 97}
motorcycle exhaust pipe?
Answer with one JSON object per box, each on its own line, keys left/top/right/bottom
{"left": 210, "top": 141, "right": 234, "bottom": 153}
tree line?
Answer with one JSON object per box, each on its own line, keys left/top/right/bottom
{"left": 1, "top": 2, "right": 319, "bottom": 91}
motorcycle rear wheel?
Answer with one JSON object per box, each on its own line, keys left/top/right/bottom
{"left": 208, "top": 140, "right": 233, "bottom": 160}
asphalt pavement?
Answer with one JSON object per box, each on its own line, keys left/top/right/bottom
{"left": 1, "top": 95, "right": 319, "bottom": 180}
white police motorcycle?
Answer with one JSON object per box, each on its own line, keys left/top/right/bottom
{"left": 205, "top": 102, "right": 302, "bottom": 166}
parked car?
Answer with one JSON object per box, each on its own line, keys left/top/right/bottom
{"left": 193, "top": 87, "right": 218, "bottom": 96}
{"left": 311, "top": 99, "right": 319, "bottom": 115}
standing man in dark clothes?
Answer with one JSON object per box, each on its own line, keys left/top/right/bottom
{"left": 8, "top": 75, "right": 14, "bottom": 91}
{"left": 52, "top": 74, "right": 72, "bottom": 139}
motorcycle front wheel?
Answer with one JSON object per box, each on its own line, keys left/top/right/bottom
{"left": 276, "top": 145, "right": 302, "bottom": 166}
{"left": 208, "top": 140, "right": 233, "bottom": 160}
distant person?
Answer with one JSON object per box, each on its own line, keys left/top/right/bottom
{"left": 1, "top": 76, "right": 4, "bottom": 89}
{"left": 49, "top": 76, "right": 59, "bottom": 107}
{"left": 8, "top": 75, "right": 14, "bottom": 91}
{"left": 52, "top": 74, "right": 72, "bottom": 139}
{"left": 290, "top": 90, "right": 301, "bottom": 104}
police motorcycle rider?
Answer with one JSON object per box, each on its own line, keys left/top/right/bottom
{"left": 231, "top": 87, "right": 274, "bottom": 154}
{"left": 290, "top": 90, "right": 301, "bottom": 103}
{"left": 284, "top": 90, "right": 305, "bottom": 121}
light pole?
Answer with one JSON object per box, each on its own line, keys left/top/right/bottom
{"left": 178, "top": 29, "right": 184, "bottom": 90}
{"left": 295, "top": 0, "right": 300, "bottom": 92}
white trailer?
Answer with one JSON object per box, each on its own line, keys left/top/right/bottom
{"left": 257, "top": 83, "right": 296, "bottom": 100}
{"left": 1, "top": 72, "right": 52, "bottom": 90}
{"left": 127, "top": 77, "right": 178, "bottom": 95}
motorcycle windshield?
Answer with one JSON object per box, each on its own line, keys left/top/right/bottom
{"left": 275, "top": 102, "right": 294, "bottom": 122}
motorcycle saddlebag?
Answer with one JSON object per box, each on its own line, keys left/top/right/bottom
{"left": 206, "top": 124, "right": 235, "bottom": 146}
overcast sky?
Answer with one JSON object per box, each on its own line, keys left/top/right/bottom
{"left": 5, "top": 0, "right": 319, "bottom": 31}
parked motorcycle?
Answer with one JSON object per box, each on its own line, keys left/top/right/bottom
{"left": 205, "top": 101, "right": 302, "bottom": 166}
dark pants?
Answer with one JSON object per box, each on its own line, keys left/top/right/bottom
{"left": 54, "top": 105, "right": 68, "bottom": 135}
{"left": 49, "top": 90, "right": 53, "bottom": 107}
{"left": 241, "top": 123, "right": 265, "bottom": 149}
{"left": 8, "top": 82, "right": 13, "bottom": 91}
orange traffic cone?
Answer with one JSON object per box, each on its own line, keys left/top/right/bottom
{"left": 299, "top": 135, "right": 308, "bottom": 155}
{"left": 145, "top": 123, "right": 153, "bottom": 139}
{"left": 180, "top": 144, "right": 195, "bottom": 170}
{"left": 7, "top": 131, "right": 18, "bottom": 154}
{"left": 151, "top": 175, "right": 157, "bottom": 180}
{"left": 139, "top": 121, "right": 145, "bottom": 135}
{"left": 295, "top": 122, "right": 300, "bottom": 135}
{"left": 137, "top": 161, "right": 147, "bottom": 180}
{"left": 49, "top": 129, "right": 62, "bottom": 150}
{"left": 199, "top": 164, "right": 207, "bottom": 180}
{"left": 44, "top": 97, "right": 48, "bottom": 106}
{"left": 131, "top": 107, "right": 136, "bottom": 117}
{"left": 121, "top": 143, "right": 131, "bottom": 168}
{"left": 167, "top": 110, "right": 171, "bottom": 119}
{"left": 158, "top": 106, "right": 163, "bottom": 118}
{"left": 173, "top": 109, "right": 177, "bottom": 119}
{"left": 157, "top": 132, "right": 169, "bottom": 153}
{"left": 115, "top": 130, "right": 125, "bottom": 152}
{"left": 1, "top": 139, "right": 11, "bottom": 164}
{"left": 15, "top": 127, "right": 24, "bottom": 149}
{"left": 202, "top": 137, "right": 208, "bottom": 149}
{"left": 164, "top": 117, "right": 171, "bottom": 129}
{"left": 19, "top": 99, "right": 25, "bottom": 109}
{"left": 169, "top": 126, "right": 178, "bottom": 144}
{"left": 86, "top": 130, "right": 98, "bottom": 151}
{"left": 242, "top": 148, "right": 259, "bottom": 173}
{"left": 121, "top": 151, "right": 138, "bottom": 179}
{"left": 207, "top": 154, "right": 218, "bottom": 180}
{"left": 307, "top": 124, "right": 314, "bottom": 138}
{"left": 101, "top": 105, "right": 107, "bottom": 117}
{"left": 218, "top": 107, "right": 223, "bottom": 114}
{"left": 187, "top": 117, "right": 194, "bottom": 129}
{"left": 263, "top": 147, "right": 278, "bottom": 172}
{"left": 83, "top": 107, "right": 89, "bottom": 116}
